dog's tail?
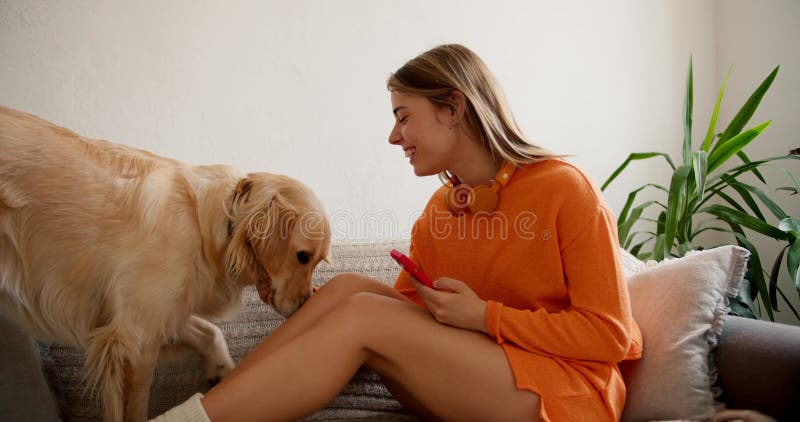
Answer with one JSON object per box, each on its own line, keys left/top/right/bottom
{"left": 84, "top": 324, "right": 139, "bottom": 422}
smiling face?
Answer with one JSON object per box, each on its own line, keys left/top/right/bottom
{"left": 388, "top": 91, "right": 458, "bottom": 177}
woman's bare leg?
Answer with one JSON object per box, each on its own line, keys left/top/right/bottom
{"left": 201, "top": 292, "right": 541, "bottom": 422}
{"left": 220, "top": 273, "right": 408, "bottom": 382}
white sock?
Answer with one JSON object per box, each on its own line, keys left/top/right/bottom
{"left": 148, "top": 393, "right": 211, "bottom": 422}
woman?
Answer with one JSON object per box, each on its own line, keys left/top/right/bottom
{"left": 154, "top": 44, "right": 642, "bottom": 422}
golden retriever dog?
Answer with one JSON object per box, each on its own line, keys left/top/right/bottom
{"left": 0, "top": 106, "right": 331, "bottom": 421}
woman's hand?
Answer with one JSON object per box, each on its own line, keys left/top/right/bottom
{"left": 411, "top": 277, "right": 488, "bottom": 333}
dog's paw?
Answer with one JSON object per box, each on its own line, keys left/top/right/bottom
{"left": 204, "top": 356, "right": 235, "bottom": 385}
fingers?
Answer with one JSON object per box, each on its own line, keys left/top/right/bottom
{"left": 432, "top": 277, "right": 463, "bottom": 292}
{"left": 410, "top": 277, "right": 486, "bottom": 332}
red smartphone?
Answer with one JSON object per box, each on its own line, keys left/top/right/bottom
{"left": 390, "top": 249, "right": 436, "bottom": 289}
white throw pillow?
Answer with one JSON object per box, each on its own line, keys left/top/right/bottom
{"left": 619, "top": 245, "right": 750, "bottom": 421}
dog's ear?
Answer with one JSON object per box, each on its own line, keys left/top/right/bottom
{"left": 224, "top": 211, "right": 258, "bottom": 281}
{"left": 233, "top": 177, "right": 254, "bottom": 203}
{"left": 225, "top": 193, "right": 298, "bottom": 281}
{"left": 248, "top": 194, "right": 298, "bottom": 261}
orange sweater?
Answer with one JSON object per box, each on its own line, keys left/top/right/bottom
{"left": 394, "top": 159, "right": 643, "bottom": 422}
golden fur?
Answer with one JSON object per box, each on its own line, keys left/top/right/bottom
{"left": 0, "top": 106, "right": 331, "bottom": 421}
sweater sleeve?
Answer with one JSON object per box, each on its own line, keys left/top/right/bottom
{"left": 486, "top": 176, "right": 641, "bottom": 363}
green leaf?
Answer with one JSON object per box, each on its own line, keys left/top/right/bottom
{"left": 707, "top": 121, "right": 772, "bottom": 174}
{"left": 701, "top": 204, "right": 792, "bottom": 240}
{"left": 619, "top": 201, "right": 657, "bottom": 248}
{"left": 778, "top": 217, "right": 800, "bottom": 237}
{"left": 768, "top": 246, "right": 787, "bottom": 310}
{"left": 781, "top": 169, "right": 800, "bottom": 198}
{"left": 781, "top": 218, "right": 800, "bottom": 292}
{"left": 701, "top": 67, "right": 729, "bottom": 152}
{"left": 790, "top": 240, "right": 800, "bottom": 293}
{"left": 692, "top": 225, "right": 734, "bottom": 238}
{"left": 728, "top": 180, "right": 766, "bottom": 221}
{"left": 716, "top": 65, "right": 779, "bottom": 147}
{"left": 729, "top": 180, "right": 788, "bottom": 221}
{"left": 683, "top": 56, "right": 693, "bottom": 166}
{"left": 708, "top": 187, "right": 747, "bottom": 213}
{"left": 652, "top": 234, "right": 666, "bottom": 261}
{"left": 694, "top": 217, "right": 723, "bottom": 231}
{"left": 662, "top": 166, "right": 692, "bottom": 259}
{"left": 706, "top": 155, "right": 800, "bottom": 199}
{"left": 734, "top": 233, "right": 774, "bottom": 321}
{"left": 735, "top": 151, "right": 766, "bottom": 184}
{"left": 677, "top": 241, "right": 694, "bottom": 257}
{"left": 708, "top": 154, "right": 799, "bottom": 189}
{"left": 678, "top": 213, "right": 693, "bottom": 245}
{"left": 730, "top": 278, "right": 759, "bottom": 319}
{"left": 602, "top": 152, "right": 676, "bottom": 191}
{"left": 656, "top": 211, "right": 667, "bottom": 236}
{"left": 789, "top": 241, "right": 800, "bottom": 294}
{"left": 692, "top": 150, "right": 708, "bottom": 204}
{"left": 775, "top": 284, "right": 800, "bottom": 319}
{"left": 623, "top": 230, "right": 655, "bottom": 250}
{"left": 617, "top": 183, "right": 668, "bottom": 227}
{"left": 729, "top": 298, "right": 759, "bottom": 319}
{"left": 630, "top": 236, "right": 655, "bottom": 257}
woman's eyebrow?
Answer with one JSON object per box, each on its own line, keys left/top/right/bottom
{"left": 392, "top": 106, "right": 406, "bottom": 116}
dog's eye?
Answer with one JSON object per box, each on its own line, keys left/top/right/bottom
{"left": 297, "top": 251, "right": 311, "bottom": 265}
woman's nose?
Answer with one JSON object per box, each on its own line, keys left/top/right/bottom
{"left": 388, "top": 124, "right": 401, "bottom": 145}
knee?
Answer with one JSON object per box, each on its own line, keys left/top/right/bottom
{"left": 326, "top": 292, "right": 387, "bottom": 329}
{"left": 324, "top": 271, "right": 365, "bottom": 286}
{"left": 316, "top": 272, "right": 373, "bottom": 297}
{"left": 338, "top": 291, "right": 382, "bottom": 313}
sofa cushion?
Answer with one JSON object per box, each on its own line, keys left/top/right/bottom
{"left": 619, "top": 245, "right": 749, "bottom": 421}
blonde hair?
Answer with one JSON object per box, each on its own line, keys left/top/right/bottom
{"left": 387, "top": 44, "right": 560, "bottom": 183}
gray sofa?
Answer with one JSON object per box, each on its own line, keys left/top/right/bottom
{"left": 2, "top": 240, "right": 799, "bottom": 421}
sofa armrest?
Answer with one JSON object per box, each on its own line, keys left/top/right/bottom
{"left": 0, "top": 314, "right": 61, "bottom": 422}
{"left": 713, "top": 315, "right": 800, "bottom": 421}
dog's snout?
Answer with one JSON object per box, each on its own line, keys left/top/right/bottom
{"left": 275, "top": 290, "right": 313, "bottom": 318}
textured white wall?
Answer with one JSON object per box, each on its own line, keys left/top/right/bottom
{"left": 1, "top": 0, "right": 718, "bottom": 241}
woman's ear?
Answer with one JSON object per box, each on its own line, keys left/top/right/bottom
{"left": 449, "top": 90, "right": 467, "bottom": 122}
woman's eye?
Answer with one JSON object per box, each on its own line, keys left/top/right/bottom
{"left": 399, "top": 116, "right": 408, "bottom": 123}
{"left": 297, "top": 251, "right": 311, "bottom": 265}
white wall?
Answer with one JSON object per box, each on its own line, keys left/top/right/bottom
{"left": 1, "top": 0, "right": 719, "bottom": 240}
{"left": 715, "top": 0, "right": 800, "bottom": 324}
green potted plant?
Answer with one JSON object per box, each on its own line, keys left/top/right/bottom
{"left": 601, "top": 58, "right": 799, "bottom": 321}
